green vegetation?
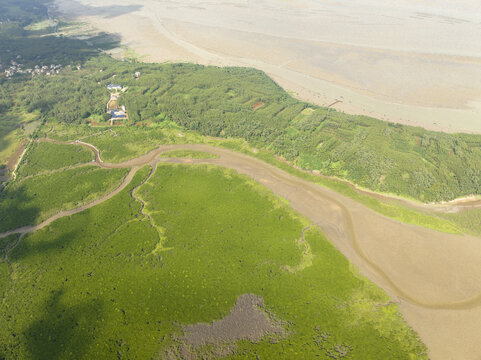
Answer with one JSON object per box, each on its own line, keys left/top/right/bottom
{"left": 0, "top": 0, "right": 118, "bottom": 170}
{"left": 441, "top": 208, "right": 481, "bottom": 236}
{"left": 0, "top": 164, "right": 427, "bottom": 359}
{"left": 17, "top": 141, "right": 94, "bottom": 177}
{"left": 13, "top": 72, "right": 109, "bottom": 123}
{"left": 40, "top": 55, "right": 479, "bottom": 202}
{"left": 76, "top": 126, "right": 205, "bottom": 163}
{"left": 0, "top": 166, "right": 128, "bottom": 233}
{"left": 159, "top": 150, "right": 219, "bottom": 159}
{"left": 3, "top": 1, "right": 481, "bottom": 203}
{"left": 44, "top": 123, "right": 462, "bottom": 234}
{"left": 6, "top": 53, "right": 481, "bottom": 201}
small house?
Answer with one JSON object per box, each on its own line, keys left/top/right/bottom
{"left": 107, "top": 84, "right": 122, "bottom": 91}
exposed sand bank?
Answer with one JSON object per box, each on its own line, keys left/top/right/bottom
{"left": 54, "top": 0, "right": 481, "bottom": 132}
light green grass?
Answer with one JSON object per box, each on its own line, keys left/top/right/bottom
{"left": 43, "top": 123, "right": 109, "bottom": 142}
{"left": 46, "top": 125, "right": 205, "bottom": 163}
{"left": 88, "top": 127, "right": 206, "bottom": 163}
{"left": 0, "top": 130, "right": 22, "bottom": 167}
{"left": 0, "top": 164, "right": 427, "bottom": 359}
{"left": 17, "top": 141, "right": 94, "bottom": 177}
{"left": 0, "top": 111, "right": 40, "bottom": 166}
{"left": 24, "top": 19, "right": 56, "bottom": 31}
{"left": 0, "top": 260, "right": 12, "bottom": 298}
{"left": 441, "top": 208, "right": 481, "bottom": 236}
{"left": 0, "top": 166, "right": 128, "bottom": 233}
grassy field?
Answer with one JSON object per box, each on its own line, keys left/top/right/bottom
{"left": 39, "top": 124, "right": 109, "bottom": 142}
{"left": 0, "top": 164, "right": 427, "bottom": 359}
{"left": 46, "top": 123, "right": 208, "bottom": 163}
{"left": 17, "top": 141, "right": 94, "bottom": 177}
{"left": 441, "top": 209, "right": 481, "bottom": 236}
{"left": 0, "top": 129, "right": 22, "bottom": 168}
{"left": 0, "top": 110, "right": 40, "bottom": 167}
{"left": 87, "top": 126, "right": 208, "bottom": 163}
{"left": 0, "top": 166, "right": 128, "bottom": 233}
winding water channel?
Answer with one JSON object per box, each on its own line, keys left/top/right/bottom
{"left": 3, "top": 138, "right": 481, "bottom": 359}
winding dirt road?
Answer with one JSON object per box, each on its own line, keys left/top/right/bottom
{"left": 3, "top": 139, "right": 481, "bottom": 359}
{"left": 0, "top": 167, "right": 138, "bottom": 239}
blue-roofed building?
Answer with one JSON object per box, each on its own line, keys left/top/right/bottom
{"left": 107, "top": 84, "right": 122, "bottom": 91}
{"left": 110, "top": 110, "right": 127, "bottom": 119}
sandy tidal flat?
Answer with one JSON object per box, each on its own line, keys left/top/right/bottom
{"left": 55, "top": 0, "right": 481, "bottom": 132}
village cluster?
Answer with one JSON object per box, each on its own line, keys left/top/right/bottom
{"left": 1, "top": 58, "right": 63, "bottom": 78}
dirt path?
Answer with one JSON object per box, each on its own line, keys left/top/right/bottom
{"left": 3, "top": 139, "right": 481, "bottom": 359}
{"left": 6, "top": 142, "right": 28, "bottom": 181}
{"left": 0, "top": 167, "right": 138, "bottom": 239}
{"left": 37, "top": 137, "right": 481, "bottom": 212}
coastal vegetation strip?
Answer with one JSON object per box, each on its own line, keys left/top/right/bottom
{"left": 41, "top": 124, "right": 468, "bottom": 235}
{"left": 3, "top": 47, "right": 481, "bottom": 203}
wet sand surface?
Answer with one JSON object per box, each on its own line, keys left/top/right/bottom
{"left": 54, "top": 0, "right": 481, "bottom": 133}
{"left": 3, "top": 140, "right": 481, "bottom": 359}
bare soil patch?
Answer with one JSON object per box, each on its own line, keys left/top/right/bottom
{"left": 87, "top": 121, "right": 107, "bottom": 127}
{"left": 6, "top": 142, "right": 26, "bottom": 171}
{"left": 165, "top": 294, "right": 285, "bottom": 359}
{"left": 252, "top": 102, "right": 264, "bottom": 110}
